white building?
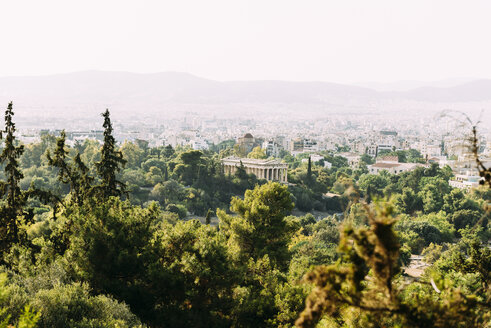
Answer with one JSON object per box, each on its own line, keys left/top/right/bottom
{"left": 367, "top": 144, "right": 378, "bottom": 157}
{"left": 420, "top": 143, "right": 442, "bottom": 158}
{"left": 191, "top": 138, "right": 209, "bottom": 151}
{"left": 449, "top": 174, "right": 481, "bottom": 190}
{"left": 303, "top": 139, "right": 319, "bottom": 153}
{"left": 368, "top": 162, "right": 423, "bottom": 175}
{"left": 340, "top": 153, "right": 361, "bottom": 168}
{"left": 262, "top": 140, "right": 282, "bottom": 157}
{"left": 368, "top": 157, "right": 424, "bottom": 175}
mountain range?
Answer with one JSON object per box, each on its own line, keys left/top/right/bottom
{"left": 0, "top": 71, "right": 491, "bottom": 125}
{"left": 0, "top": 71, "right": 490, "bottom": 110}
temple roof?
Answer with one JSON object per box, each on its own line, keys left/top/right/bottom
{"left": 221, "top": 156, "right": 287, "bottom": 167}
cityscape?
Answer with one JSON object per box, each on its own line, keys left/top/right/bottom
{"left": 0, "top": 1, "right": 490, "bottom": 328}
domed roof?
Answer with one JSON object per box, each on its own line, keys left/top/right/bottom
{"left": 243, "top": 133, "right": 253, "bottom": 139}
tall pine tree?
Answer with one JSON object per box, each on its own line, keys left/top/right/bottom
{"left": 0, "top": 102, "right": 32, "bottom": 257}
{"left": 307, "top": 155, "right": 312, "bottom": 185}
{"left": 46, "top": 130, "right": 94, "bottom": 205}
{"left": 95, "top": 109, "right": 127, "bottom": 198}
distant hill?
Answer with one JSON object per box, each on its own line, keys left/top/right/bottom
{"left": 387, "top": 79, "right": 491, "bottom": 102}
{"left": 354, "top": 78, "right": 477, "bottom": 92}
{"left": 0, "top": 71, "right": 490, "bottom": 111}
{"left": 0, "top": 71, "right": 378, "bottom": 106}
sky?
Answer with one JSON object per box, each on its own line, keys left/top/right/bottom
{"left": 0, "top": 0, "right": 490, "bottom": 83}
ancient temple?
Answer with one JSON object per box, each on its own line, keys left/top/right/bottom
{"left": 221, "top": 156, "right": 288, "bottom": 183}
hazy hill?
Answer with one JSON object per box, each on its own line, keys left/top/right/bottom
{"left": 388, "top": 79, "right": 491, "bottom": 102}
{"left": 354, "top": 78, "right": 477, "bottom": 92}
{"left": 0, "top": 71, "right": 490, "bottom": 112}
{"left": 0, "top": 71, "right": 379, "bottom": 106}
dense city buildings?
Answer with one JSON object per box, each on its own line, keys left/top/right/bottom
{"left": 15, "top": 110, "right": 491, "bottom": 187}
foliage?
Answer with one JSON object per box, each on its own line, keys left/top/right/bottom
{"left": 0, "top": 103, "right": 48, "bottom": 263}
{"left": 0, "top": 106, "right": 489, "bottom": 328}
{"left": 296, "top": 201, "right": 490, "bottom": 328}
{"left": 218, "top": 182, "right": 297, "bottom": 270}
{"left": 247, "top": 146, "right": 267, "bottom": 159}
{"left": 95, "top": 109, "right": 127, "bottom": 199}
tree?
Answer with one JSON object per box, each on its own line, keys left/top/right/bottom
{"left": 393, "top": 187, "right": 423, "bottom": 215}
{"left": 0, "top": 273, "right": 40, "bottom": 328}
{"left": 296, "top": 201, "right": 490, "bottom": 328}
{"left": 360, "top": 153, "right": 374, "bottom": 165}
{"left": 120, "top": 141, "right": 145, "bottom": 169}
{"left": 247, "top": 146, "right": 267, "bottom": 159}
{"left": 470, "top": 123, "right": 491, "bottom": 188}
{"left": 449, "top": 209, "right": 483, "bottom": 233}
{"left": 162, "top": 144, "right": 175, "bottom": 158}
{"left": 46, "top": 131, "right": 94, "bottom": 206}
{"left": 95, "top": 109, "right": 127, "bottom": 199}
{"left": 64, "top": 198, "right": 162, "bottom": 324}
{"left": 307, "top": 156, "right": 312, "bottom": 185}
{"left": 442, "top": 188, "right": 481, "bottom": 214}
{"left": 172, "top": 150, "right": 204, "bottom": 186}
{"left": 0, "top": 103, "right": 33, "bottom": 258}
{"left": 218, "top": 182, "right": 297, "bottom": 270}
{"left": 358, "top": 173, "right": 390, "bottom": 201}
{"left": 64, "top": 197, "right": 237, "bottom": 326}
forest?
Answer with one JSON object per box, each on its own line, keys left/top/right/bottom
{"left": 0, "top": 102, "right": 489, "bottom": 328}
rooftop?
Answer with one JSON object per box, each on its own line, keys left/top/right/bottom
{"left": 377, "top": 155, "right": 399, "bottom": 163}
{"left": 370, "top": 163, "right": 401, "bottom": 168}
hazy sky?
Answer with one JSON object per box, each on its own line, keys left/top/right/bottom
{"left": 1, "top": 0, "right": 490, "bottom": 83}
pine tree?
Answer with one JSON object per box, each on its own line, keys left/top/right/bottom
{"left": 0, "top": 102, "right": 32, "bottom": 256}
{"left": 217, "top": 182, "right": 296, "bottom": 270}
{"left": 307, "top": 155, "right": 312, "bottom": 185}
{"left": 46, "top": 130, "right": 94, "bottom": 205}
{"left": 95, "top": 109, "right": 127, "bottom": 198}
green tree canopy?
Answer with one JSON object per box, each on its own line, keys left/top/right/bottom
{"left": 247, "top": 146, "right": 267, "bottom": 159}
{"left": 218, "top": 182, "right": 297, "bottom": 270}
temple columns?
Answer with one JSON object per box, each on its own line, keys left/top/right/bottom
{"left": 222, "top": 162, "right": 287, "bottom": 183}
